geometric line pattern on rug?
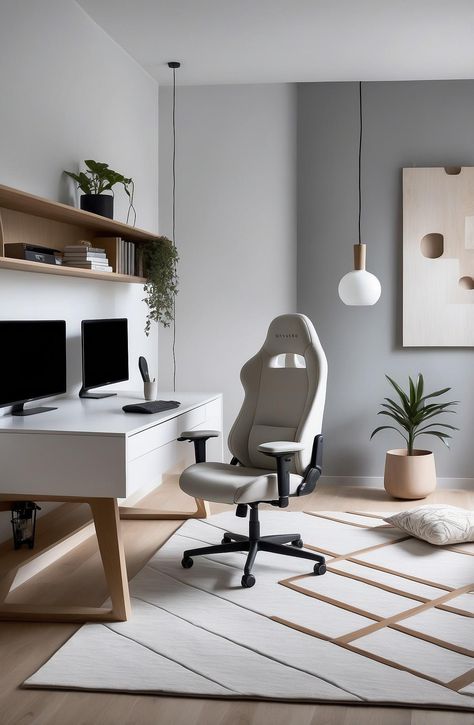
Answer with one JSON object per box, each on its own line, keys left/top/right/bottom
{"left": 278, "top": 512, "right": 474, "bottom": 692}
{"left": 23, "top": 511, "right": 474, "bottom": 711}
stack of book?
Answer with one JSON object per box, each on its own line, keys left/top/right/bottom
{"left": 93, "top": 237, "right": 143, "bottom": 276}
{"left": 62, "top": 245, "right": 112, "bottom": 272}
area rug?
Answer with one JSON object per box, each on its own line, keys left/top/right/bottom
{"left": 24, "top": 511, "right": 474, "bottom": 710}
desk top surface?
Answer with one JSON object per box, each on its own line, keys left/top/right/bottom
{"left": 0, "top": 392, "right": 221, "bottom": 436}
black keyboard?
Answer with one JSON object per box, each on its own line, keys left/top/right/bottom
{"left": 122, "top": 400, "right": 181, "bottom": 414}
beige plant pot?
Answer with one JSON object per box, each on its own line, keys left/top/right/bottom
{"left": 384, "top": 448, "right": 437, "bottom": 500}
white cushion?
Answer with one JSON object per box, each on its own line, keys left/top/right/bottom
{"left": 384, "top": 505, "right": 474, "bottom": 546}
{"left": 179, "top": 462, "right": 303, "bottom": 505}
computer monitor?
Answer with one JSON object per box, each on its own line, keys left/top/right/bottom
{"left": 80, "top": 318, "right": 129, "bottom": 398}
{"left": 0, "top": 320, "right": 67, "bottom": 416}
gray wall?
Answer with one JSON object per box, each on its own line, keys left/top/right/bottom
{"left": 298, "top": 80, "right": 473, "bottom": 478}
{"left": 159, "top": 84, "right": 297, "bottom": 447}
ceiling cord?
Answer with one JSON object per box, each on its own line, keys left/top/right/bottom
{"left": 168, "top": 62, "right": 180, "bottom": 392}
{"left": 358, "top": 80, "right": 363, "bottom": 246}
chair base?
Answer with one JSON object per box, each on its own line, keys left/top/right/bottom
{"left": 181, "top": 505, "right": 326, "bottom": 588}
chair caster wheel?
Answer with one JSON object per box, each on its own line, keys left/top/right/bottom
{"left": 291, "top": 538, "right": 304, "bottom": 548}
{"left": 313, "top": 562, "right": 326, "bottom": 576}
{"left": 241, "top": 573, "right": 256, "bottom": 588}
{"left": 221, "top": 535, "right": 231, "bottom": 544}
{"left": 181, "top": 556, "right": 194, "bottom": 569}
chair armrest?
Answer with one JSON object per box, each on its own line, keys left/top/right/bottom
{"left": 257, "top": 441, "right": 304, "bottom": 508}
{"left": 178, "top": 430, "right": 220, "bottom": 441}
{"left": 296, "top": 435, "right": 323, "bottom": 496}
{"left": 177, "top": 430, "right": 220, "bottom": 464}
{"left": 258, "top": 441, "right": 305, "bottom": 457}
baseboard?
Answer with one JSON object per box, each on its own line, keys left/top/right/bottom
{"left": 319, "top": 475, "right": 473, "bottom": 490}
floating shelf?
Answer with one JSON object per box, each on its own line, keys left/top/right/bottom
{"left": 0, "top": 183, "right": 157, "bottom": 283}
{"left": 0, "top": 256, "right": 146, "bottom": 284}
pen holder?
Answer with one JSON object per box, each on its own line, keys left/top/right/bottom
{"left": 144, "top": 381, "right": 157, "bottom": 401}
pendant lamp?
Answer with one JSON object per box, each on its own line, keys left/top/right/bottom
{"left": 338, "top": 82, "right": 381, "bottom": 306}
{"left": 168, "top": 61, "right": 180, "bottom": 391}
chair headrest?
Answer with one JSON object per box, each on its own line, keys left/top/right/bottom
{"left": 262, "top": 314, "right": 319, "bottom": 356}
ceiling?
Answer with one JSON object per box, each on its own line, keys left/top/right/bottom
{"left": 77, "top": 0, "right": 474, "bottom": 85}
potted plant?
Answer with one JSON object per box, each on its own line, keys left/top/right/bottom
{"left": 371, "top": 374, "right": 458, "bottom": 499}
{"left": 65, "top": 160, "right": 135, "bottom": 221}
{"left": 141, "top": 236, "right": 179, "bottom": 335}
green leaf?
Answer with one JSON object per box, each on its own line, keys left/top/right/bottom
{"left": 378, "top": 410, "right": 411, "bottom": 431}
{"left": 419, "top": 387, "right": 451, "bottom": 404}
{"left": 409, "top": 376, "right": 417, "bottom": 406}
{"left": 418, "top": 430, "right": 452, "bottom": 448}
{"left": 417, "top": 423, "right": 459, "bottom": 433}
{"left": 416, "top": 373, "right": 424, "bottom": 402}
{"left": 385, "top": 375, "right": 411, "bottom": 415}
{"left": 370, "top": 425, "right": 408, "bottom": 444}
{"left": 85, "top": 159, "right": 109, "bottom": 173}
{"left": 384, "top": 397, "right": 407, "bottom": 418}
{"left": 381, "top": 402, "right": 407, "bottom": 420}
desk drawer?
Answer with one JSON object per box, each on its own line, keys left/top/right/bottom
{"left": 126, "top": 406, "right": 206, "bottom": 462}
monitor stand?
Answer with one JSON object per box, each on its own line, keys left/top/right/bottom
{"left": 11, "top": 403, "right": 57, "bottom": 416}
{"left": 79, "top": 386, "right": 117, "bottom": 399}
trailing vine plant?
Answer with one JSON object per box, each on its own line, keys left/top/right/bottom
{"left": 141, "top": 236, "right": 179, "bottom": 335}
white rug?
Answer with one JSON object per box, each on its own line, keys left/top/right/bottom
{"left": 25, "top": 511, "right": 474, "bottom": 710}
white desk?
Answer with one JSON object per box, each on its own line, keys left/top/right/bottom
{"left": 0, "top": 392, "right": 222, "bottom": 622}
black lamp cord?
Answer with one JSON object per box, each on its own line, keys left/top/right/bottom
{"left": 358, "top": 81, "right": 362, "bottom": 246}
{"left": 171, "top": 64, "right": 178, "bottom": 392}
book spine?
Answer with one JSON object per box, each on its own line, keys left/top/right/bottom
{"left": 63, "top": 252, "right": 107, "bottom": 259}
{"left": 64, "top": 246, "right": 105, "bottom": 254}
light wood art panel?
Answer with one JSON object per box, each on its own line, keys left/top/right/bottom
{"left": 403, "top": 167, "right": 474, "bottom": 346}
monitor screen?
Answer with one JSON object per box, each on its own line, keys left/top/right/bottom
{"left": 81, "top": 318, "right": 129, "bottom": 391}
{"left": 0, "top": 320, "right": 67, "bottom": 408}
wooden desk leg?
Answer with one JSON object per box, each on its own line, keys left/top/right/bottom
{"left": 89, "top": 498, "right": 131, "bottom": 621}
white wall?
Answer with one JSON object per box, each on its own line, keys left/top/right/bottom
{"left": 0, "top": 0, "right": 159, "bottom": 541}
{"left": 158, "top": 84, "right": 297, "bottom": 451}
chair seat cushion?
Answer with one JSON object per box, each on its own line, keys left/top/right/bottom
{"left": 179, "top": 462, "right": 303, "bottom": 504}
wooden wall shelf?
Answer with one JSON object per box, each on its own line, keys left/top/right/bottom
{"left": 0, "top": 183, "right": 156, "bottom": 283}
{"left": 0, "top": 256, "right": 146, "bottom": 283}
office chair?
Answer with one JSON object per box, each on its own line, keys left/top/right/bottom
{"left": 177, "top": 313, "right": 328, "bottom": 588}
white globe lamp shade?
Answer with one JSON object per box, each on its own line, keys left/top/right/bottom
{"left": 338, "top": 244, "right": 381, "bottom": 306}
{"left": 338, "top": 270, "right": 381, "bottom": 305}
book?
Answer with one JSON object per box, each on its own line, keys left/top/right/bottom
{"left": 64, "top": 245, "right": 105, "bottom": 254}
{"left": 120, "top": 239, "right": 127, "bottom": 274}
{"left": 63, "top": 252, "right": 107, "bottom": 260}
{"left": 94, "top": 237, "right": 122, "bottom": 274}
{"left": 64, "top": 261, "right": 112, "bottom": 270}
{"left": 66, "top": 265, "right": 113, "bottom": 273}
{"left": 135, "top": 245, "right": 144, "bottom": 277}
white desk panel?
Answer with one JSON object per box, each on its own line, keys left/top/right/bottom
{"left": 0, "top": 392, "right": 222, "bottom": 498}
{"left": 0, "top": 392, "right": 221, "bottom": 436}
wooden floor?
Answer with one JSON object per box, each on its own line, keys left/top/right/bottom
{"left": 0, "top": 480, "right": 473, "bottom": 725}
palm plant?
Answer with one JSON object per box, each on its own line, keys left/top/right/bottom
{"left": 371, "top": 374, "right": 458, "bottom": 455}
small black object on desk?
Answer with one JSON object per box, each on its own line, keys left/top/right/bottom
{"left": 138, "top": 356, "right": 151, "bottom": 383}
{"left": 122, "top": 400, "right": 180, "bottom": 414}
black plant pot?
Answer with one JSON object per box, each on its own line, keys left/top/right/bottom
{"left": 80, "top": 194, "right": 114, "bottom": 219}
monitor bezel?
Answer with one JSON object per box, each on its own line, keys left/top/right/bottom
{"left": 81, "top": 317, "right": 129, "bottom": 392}
{"left": 0, "top": 320, "right": 67, "bottom": 410}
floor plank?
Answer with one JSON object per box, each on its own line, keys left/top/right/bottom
{"left": 0, "top": 480, "right": 473, "bottom": 725}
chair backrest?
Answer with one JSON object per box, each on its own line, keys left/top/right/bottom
{"left": 228, "top": 314, "right": 327, "bottom": 476}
